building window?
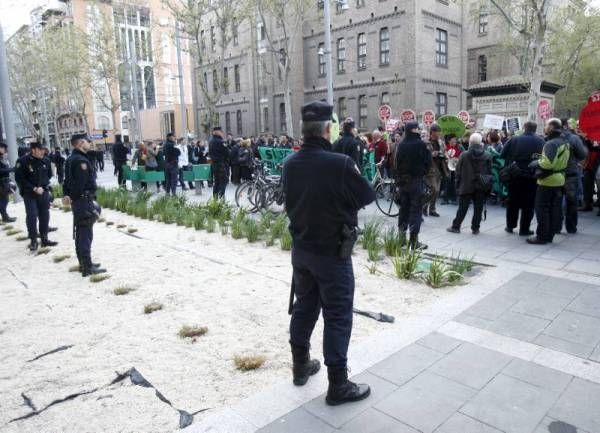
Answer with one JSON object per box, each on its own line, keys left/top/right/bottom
{"left": 279, "top": 103, "right": 287, "bottom": 133}
{"left": 337, "top": 38, "right": 346, "bottom": 73}
{"left": 236, "top": 110, "right": 243, "bottom": 135}
{"left": 232, "top": 19, "right": 238, "bottom": 45}
{"left": 234, "top": 64, "right": 241, "bottom": 92}
{"left": 358, "top": 95, "right": 367, "bottom": 129}
{"left": 223, "top": 67, "right": 229, "bottom": 94}
{"left": 338, "top": 97, "right": 347, "bottom": 120}
{"left": 203, "top": 72, "right": 208, "bottom": 89}
{"left": 263, "top": 107, "right": 269, "bottom": 131}
{"left": 225, "top": 111, "right": 231, "bottom": 133}
{"left": 144, "top": 66, "right": 156, "bottom": 109}
{"left": 212, "top": 69, "right": 218, "bottom": 93}
{"left": 336, "top": 0, "right": 346, "bottom": 13}
{"left": 381, "top": 92, "right": 390, "bottom": 106}
{"left": 436, "top": 92, "right": 447, "bottom": 116}
{"left": 97, "top": 115, "right": 110, "bottom": 130}
{"left": 379, "top": 27, "right": 390, "bottom": 65}
{"left": 478, "top": 55, "right": 487, "bottom": 82}
{"left": 318, "top": 42, "right": 326, "bottom": 76}
{"left": 258, "top": 23, "right": 266, "bottom": 41}
{"left": 356, "top": 0, "right": 365, "bottom": 7}
{"left": 200, "top": 30, "right": 206, "bottom": 56}
{"left": 435, "top": 28, "right": 448, "bottom": 66}
{"left": 210, "top": 26, "right": 216, "bottom": 52}
{"left": 357, "top": 33, "right": 367, "bottom": 70}
{"left": 479, "top": 11, "right": 488, "bottom": 34}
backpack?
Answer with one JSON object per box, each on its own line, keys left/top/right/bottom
{"left": 470, "top": 155, "right": 493, "bottom": 194}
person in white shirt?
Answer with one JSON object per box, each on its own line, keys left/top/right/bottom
{"left": 175, "top": 138, "right": 191, "bottom": 190}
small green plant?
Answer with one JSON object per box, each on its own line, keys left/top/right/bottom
{"left": 265, "top": 236, "right": 275, "bottom": 247}
{"left": 178, "top": 325, "right": 208, "bottom": 339}
{"left": 2, "top": 225, "right": 14, "bottom": 231}
{"left": 15, "top": 235, "right": 29, "bottom": 242}
{"left": 220, "top": 221, "right": 230, "bottom": 235}
{"left": 206, "top": 216, "right": 217, "bottom": 233}
{"left": 391, "top": 246, "right": 422, "bottom": 280}
{"left": 367, "top": 262, "right": 378, "bottom": 275}
{"left": 280, "top": 230, "right": 292, "bottom": 251}
{"left": 106, "top": 221, "right": 115, "bottom": 226}
{"left": 144, "top": 302, "right": 163, "bottom": 314}
{"left": 231, "top": 210, "right": 246, "bottom": 239}
{"left": 117, "top": 223, "right": 126, "bottom": 229}
{"left": 450, "top": 252, "right": 475, "bottom": 278}
{"left": 367, "top": 241, "right": 382, "bottom": 262}
{"left": 423, "top": 256, "right": 462, "bottom": 288}
{"left": 36, "top": 247, "right": 51, "bottom": 255}
{"left": 127, "top": 227, "right": 138, "bottom": 234}
{"left": 270, "top": 214, "right": 288, "bottom": 239}
{"left": 97, "top": 217, "right": 106, "bottom": 223}
{"left": 361, "top": 221, "right": 382, "bottom": 250}
{"left": 193, "top": 209, "right": 207, "bottom": 230}
{"left": 383, "top": 227, "right": 404, "bottom": 256}
{"left": 89, "top": 274, "right": 110, "bottom": 283}
{"left": 234, "top": 354, "right": 267, "bottom": 371}
{"left": 68, "top": 265, "right": 80, "bottom": 272}
{"left": 6, "top": 229, "right": 21, "bottom": 236}
{"left": 53, "top": 254, "right": 71, "bottom": 263}
{"left": 244, "top": 218, "right": 260, "bottom": 242}
{"left": 113, "top": 285, "right": 135, "bottom": 295}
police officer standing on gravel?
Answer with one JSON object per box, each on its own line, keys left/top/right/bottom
{"left": 63, "top": 134, "right": 106, "bottom": 277}
{"left": 282, "top": 101, "right": 375, "bottom": 406}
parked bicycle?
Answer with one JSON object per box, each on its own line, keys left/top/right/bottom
{"left": 235, "top": 161, "right": 284, "bottom": 213}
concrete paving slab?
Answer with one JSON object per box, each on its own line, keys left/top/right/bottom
{"left": 511, "top": 293, "right": 572, "bottom": 320}
{"left": 375, "top": 372, "right": 476, "bottom": 433}
{"left": 501, "top": 358, "right": 573, "bottom": 393}
{"left": 454, "top": 313, "right": 495, "bottom": 330}
{"left": 463, "top": 292, "right": 520, "bottom": 321}
{"left": 428, "top": 343, "right": 512, "bottom": 389}
{"left": 534, "top": 334, "right": 595, "bottom": 359}
{"left": 256, "top": 408, "right": 334, "bottom": 433}
{"left": 415, "top": 332, "right": 462, "bottom": 354}
{"left": 548, "top": 378, "right": 600, "bottom": 433}
{"left": 487, "top": 311, "right": 550, "bottom": 342}
{"left": 542, "top": 311, "right": 600, "bottom": 347}
{"left": 460, "top": 374, "right": 560, "bottom": 433}
{"left": 335, "top": 408, "right": 419, "bottom": 433}
{"left": 590, "top": 344, "right": 600, "bottom": 363}
{"left": 564, "top": 259, "right": 600, "bottom": 275}
{"left": 435, "top": 412, "right": 504, "bottom": 433}
{"left": 532, "top": 416, "right": 590, "bottom": 433}
{"left": 565, "top": 289, "right": 600, "bottom": 319}
{"left": 369, "top": 343, "right": 445, "bottom": 386}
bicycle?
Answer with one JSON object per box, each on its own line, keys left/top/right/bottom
{"left": 235, "top": 161, "right": 284, "bottom": 213}
{"left": 372, "top": 164, "right": 400, "bottom": 217}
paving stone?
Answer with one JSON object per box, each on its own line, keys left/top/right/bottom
{"left": 257, "top": 408, "right": 334, "bottom": 433}
{"left": 548, "top": 378, "right": 600, "bottom": 433}
{"left": 369, "top": 343, "right": 444, "bottom": 386}
{"left": 336, "top": 408, "right": 419, "bottom": 433}
{"left": 539, "top": 249, "right": 582, "bottom": 263}
{"left": 375, "top": 371, "right": 476, "bottom": 433}
{"left": 487, "top": 311, "right": 550, "bottom": 342}
{"left": 428, "top": 343, "right": 512, "bottom": 389}
{"left": 435, "top": 412, "right": 504, "bottom": 433}
{"left": 511, "top": 293, "right": 572, "bottom": 320}
{"left": 454, "top": 313, "right": 494, "bottom": 330}
{"left": 464, "top": 292, "right": 520, "bottom": 321}
{"left": 590, "top": 344, "right": 600, "bottom": 363}
{"left": 501, "top": 359, "right": 573, "bottom": 393}
{"left": 529, "top": 258, "right": 566, "bottom": 271}
{"left": 542, "top": 311, "right": 600, "bottom": 347}
{"left": 566, "top": 289, "right": 600, "bottom": 319}
{"left": 415, "top": 332, "right": 462, "bottom": 354}
{"left": 533, "top": 416, "right": 589, "bottom": 433}
{"left": 461, "top": 374, "right": 560, "bottom": 433}
{"left": 564, "top": 259, "right": 600, "bottom": 276}
{"left": 534, "top": 278, "right": 587, "bottom": 301}
{"left": 534, "top": 334, "right": 595, "bottom": 359}
{"left": 303, "top": 372, "right": 396, "bottom": 428}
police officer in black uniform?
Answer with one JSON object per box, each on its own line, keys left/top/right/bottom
{"left": 63, "top": 134, "right": 106, "bottom": 277}
{"left": 333, "top": 118, "right": 362, "bottom": 168}
{"left": 283, "top": 101, "right": 375, "bottom": 406}
{"left": 0, "top": 142, "right": 16, "bottom": 223}
{"left": 208, "top": 126, "right": 230, "bottom": 199}
{"left": 15, "top": 141, "right": 58, "bottom": 251}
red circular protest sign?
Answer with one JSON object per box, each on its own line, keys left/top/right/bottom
{"left": 378, "top": 105, "right": 392, "bottom": 122}
{"left": 422, "top": 110, "right": 435, "bottom": 126}
{"left": 457, "top": 111, "right": 470, "bottom": 124}
{"left": 579, "top": 97, "right": 600, "bottom": 141}
{"left": 589, "top": 91, "right": 600, "bottom": 104}
{"left": 400, "top": 109, "right": 416, "bottom": 123}
{"left": 537, "top": 100, "right": 552, "bottom": 121}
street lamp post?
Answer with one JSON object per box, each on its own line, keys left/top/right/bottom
{"left": 321, "top": 0, "right": 348, "bottom": 106}
{"left": 0, "top": 23, "right": 18, "bottom": 166}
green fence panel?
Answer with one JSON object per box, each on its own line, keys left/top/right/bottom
{"left": 258, "top": 147, "right": 293, "bottom": 174}
{"left": 192, "top": 164, "right": 212, "bottom": 181}
{"left": 144, "top": 171, "right": 165, "bottom": 182}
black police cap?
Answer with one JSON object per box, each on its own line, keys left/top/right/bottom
{"left": 302, "top": 101, "right": 333, "bottom": 122}
{"left": 405, "top": 121, "right": 420, "bottom": 132}
{"left": 213, "top": 126, "right": 223, "bottom": 132}
{"left": 29, "top": 141, "right": 47, "bottom": 149}
{"left": 430, "top": 123, "right": 442, "bottom": 132}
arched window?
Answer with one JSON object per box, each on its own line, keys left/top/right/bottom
{"left": 279, "top": 103, "right": 286, "bottom": 133}
{"left": 144, "top": 66, "right": 156, "bottom": 109}
{"left": 118, "top": 63, "right": 131, "bottom": 111}
{"left": 97, "top": 115, "right": 110, "bottom": 130}
{"left": 478, "top": 55, "right": 487, "bottom": 82}
{"left": 236, "top": 110, "right": 243, "bottom": 135}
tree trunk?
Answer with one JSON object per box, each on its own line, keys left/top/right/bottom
{"left": 282, "top": 67, "right": 294, "bottom": 138}
{"left": 528, "top": 25, "right": 545, "bottom": 121}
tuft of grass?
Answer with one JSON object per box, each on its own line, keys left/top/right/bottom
{"left": 113, "top": 285, "right": 135, "bottom": 295}
{"left": 449, "top": 252, "right": 475, "bottom": 278}
{"left": 206, "top": 216, "right": 216, "bottom": 233}
{"left": 116, "top": 223, "right": 127, "bottom": 229}
{"left": 52, "top": 254, "right": 71, "bottom": 263}
{"left": 234, "top": 354, "right": 267, "bottom": 371}
{"left": 367, "top": 262, "right": 378, "bottom": 275}
{"left": 391, "top": 246, "right": 422, "bottom": 280}
{"left": 383, "top": 227, "right": 404, "bottom": 256}
{"left": 424, "top": 256, "right": 462, "bottom": 288}
{"left": 68, "top": 265, "right": 80, "bottom": 272}
{"left": 36, "top": 247, "right": 51, "bottom": 255}
{"left": 367, "top": 241, "right": 382, "bottom": 262}
{"left": 6, "top": 229, "right": 21, "bottom": 236}
{"left": 127, "top": 227, "right": 138, "bottom": 234}
{"left": 2, "top": 225, "right": 14, "bottom": 231}
{"left": 97, "top": 217, "right": 106, "bottom": 223}
{"left": 144, "top": 302, "right": 163, "bottom": 314}
{"left": 178, "top": 325, "right": 208, "bottom": 339}
{"left": 244, "top": 218, "right": 260, "bottom": 243}
{"left": 361, "top": 221, "right": 382, "bottom": 250}
{"left": 105, "top": 221, "right": 115, "bottom": 226}
{"left": 280, "top": 230, "right": 292, "bottom": 251}
{"left": 16, "top": 235, "right": 29, "bottom": 242}
{"left": 89, "top": 274, "right": 110, "bottom": 283}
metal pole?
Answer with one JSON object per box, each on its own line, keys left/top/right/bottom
{"left": 40, "top": 88, "right": 51, "bottom": 146}
{"left": 323, "top": 0, "right": 334, "bottom": 105}
{"left": 125, "top": 12, "right": 142, "bottom": 142}
{"left": 175, "top": 20, "right": 188, "bottom": 144}
{"left": 0, "top": 23, "right": 18, "bottom": 165}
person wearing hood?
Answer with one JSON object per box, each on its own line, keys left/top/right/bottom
{"left": 333, "top": 118, "right": 362, "bottom": 168}
{"left": 446, "top": 133, "right": 492, "bottom": 235}
{"left": 163, "top": 132, "right": 181, "bottom": 195}
{"left": 395, "top": 121, "right": 432, "bottom": 249}
{"left": 208, "top": 126, "right": 230, "bottom": 199}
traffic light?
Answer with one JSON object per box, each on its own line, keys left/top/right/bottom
{"left": 102, "top": 129, "right": 108, "bottom": 138}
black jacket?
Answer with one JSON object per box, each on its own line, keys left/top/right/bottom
{"left": 395, "top": 131, "right": 432, "bottom": 177}
{"left": 163, "top": 139, "right": 180, "bottom": 165}
{"left": 209, "top": 135, "right": 229, "bottom": 164}
{"left": 455, "top": 145, "right": 492, "bottom": 195}
{"left": 500, "top": 132, "right": 545, "bottom": 174}
{"left": 563, "top": 130, "right": 588, "bottom": 176}
{"left": 282, "top": 137, "right": 375, "bottom": 256}
{"left": 229, "top": 143, "right": 241, "bottom": 166}
{"left": 64, "top": 149, "right": 97, "bottom": 200}
{"left": 112, "top": 142, "right": 129, "bottom": 162}
{"left": 15, "top": 154, "right": 52, "bottom": 195}
{"left": 333, "top": 132, "right": 362, "bottom": 167}
{"left": 0, "top": 157, "right": 13, "bottom": 182}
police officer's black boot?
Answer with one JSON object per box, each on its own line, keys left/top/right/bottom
{"left": 82, "top": 257, "right": 107, "bottom": 277}
{"left": 291, "top": 344, "right": 320, "bottom": 386}
{"left": 408, "top": 233, "right": 427, "bottom": 250}
{"left": 40, "top": 235, "right": 58, "bottom": 247}
{"left": 28, "top": 238, "right": 38, "bottom": 251}
{"left": 325, "top": 367, "right": 370, "bottom": 406}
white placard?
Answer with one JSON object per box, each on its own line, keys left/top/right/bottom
{"left": 483, "top": 114, "right": 505, "bottom": 130}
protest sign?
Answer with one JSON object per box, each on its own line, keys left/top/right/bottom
{"left": 422, "top": 110, "right": 435, "bottom": 127}
{"left": 483, "top": 114, "right": 505, "bottom": 130}
{"left": 579, "top": 94, "right": 600, "bottom": 141}
{"left": 505, "top": 117, "right": 521, "bottom": 132}
{"left": 437, "top": 115, "right": 466, "bottom": 138}
{"left": 378, "top": 105, "right": 392, "bottom": 122}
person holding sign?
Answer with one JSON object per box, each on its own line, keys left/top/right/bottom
{"left": 423, "top": 124, "right": 448, "bottom": 217}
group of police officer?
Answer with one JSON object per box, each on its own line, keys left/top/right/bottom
{"left": 8, "top": 135, "right": 105, "bottom": 277}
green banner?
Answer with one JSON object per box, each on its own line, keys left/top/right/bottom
{"left": 258, "top": 147, "right": 293, "bottom": 174}
{"left": 438, "top": 115, "right": 466, "bottom": 138}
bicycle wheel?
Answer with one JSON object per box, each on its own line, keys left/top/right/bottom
{"left": 375, "top": 181, "right": 400, "bottom": 217}
{"left": 235, "top": 181, "right": 259, "bottom": 213}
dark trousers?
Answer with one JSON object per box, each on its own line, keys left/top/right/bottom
{"left": 535, "top": 185, "right": 563, "bottom": 243}
{"left": 178, "top": 167, "right": 193, "bottom": 189}
{"left": 560, "top": 176, "right": 579, "bottom": 233}
{"left": 75, "top": 222, "right": 93, "bottom": 264}
{"left": 23, "top": 191, "right": 50, "bottom": 240}
{"left": 423, "top": 173, "right": 441, "bottom": 213}
{"left": 230, "top": 164, "right": 241, "bottom": 185}
{"left": 397, "top": 176, "right": 424, "bottom": 235}
{"left": 165, "top": 164, "right": 179, "bottom": 195}
{"left": 98, "top": 159, "right": 104, "bottom": 172}
{"left": 0, "top": 191, "right": 9, "bottom": 220}
{"left": 443, "top": 172, "right": 457, "bottom": 203}
{"left": 115, "top": 161, "right": 126, "bottom": 187}
{"left": 506, "top": 177, "right": 537, "bottom": 234}
{"left": 452, "top": 192, "right": 486, "bottom": 231}
{"left": 289, "top": 247, "right": 354, "bottom": 368}
{"left": 212, "top": 163, "right": 228, "bottom": 199}
{"left": 582, "top": 169, "right": 596, "bottom": 208}
{"left": 56, "top": 166, "right": 64, "bottom": 184}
